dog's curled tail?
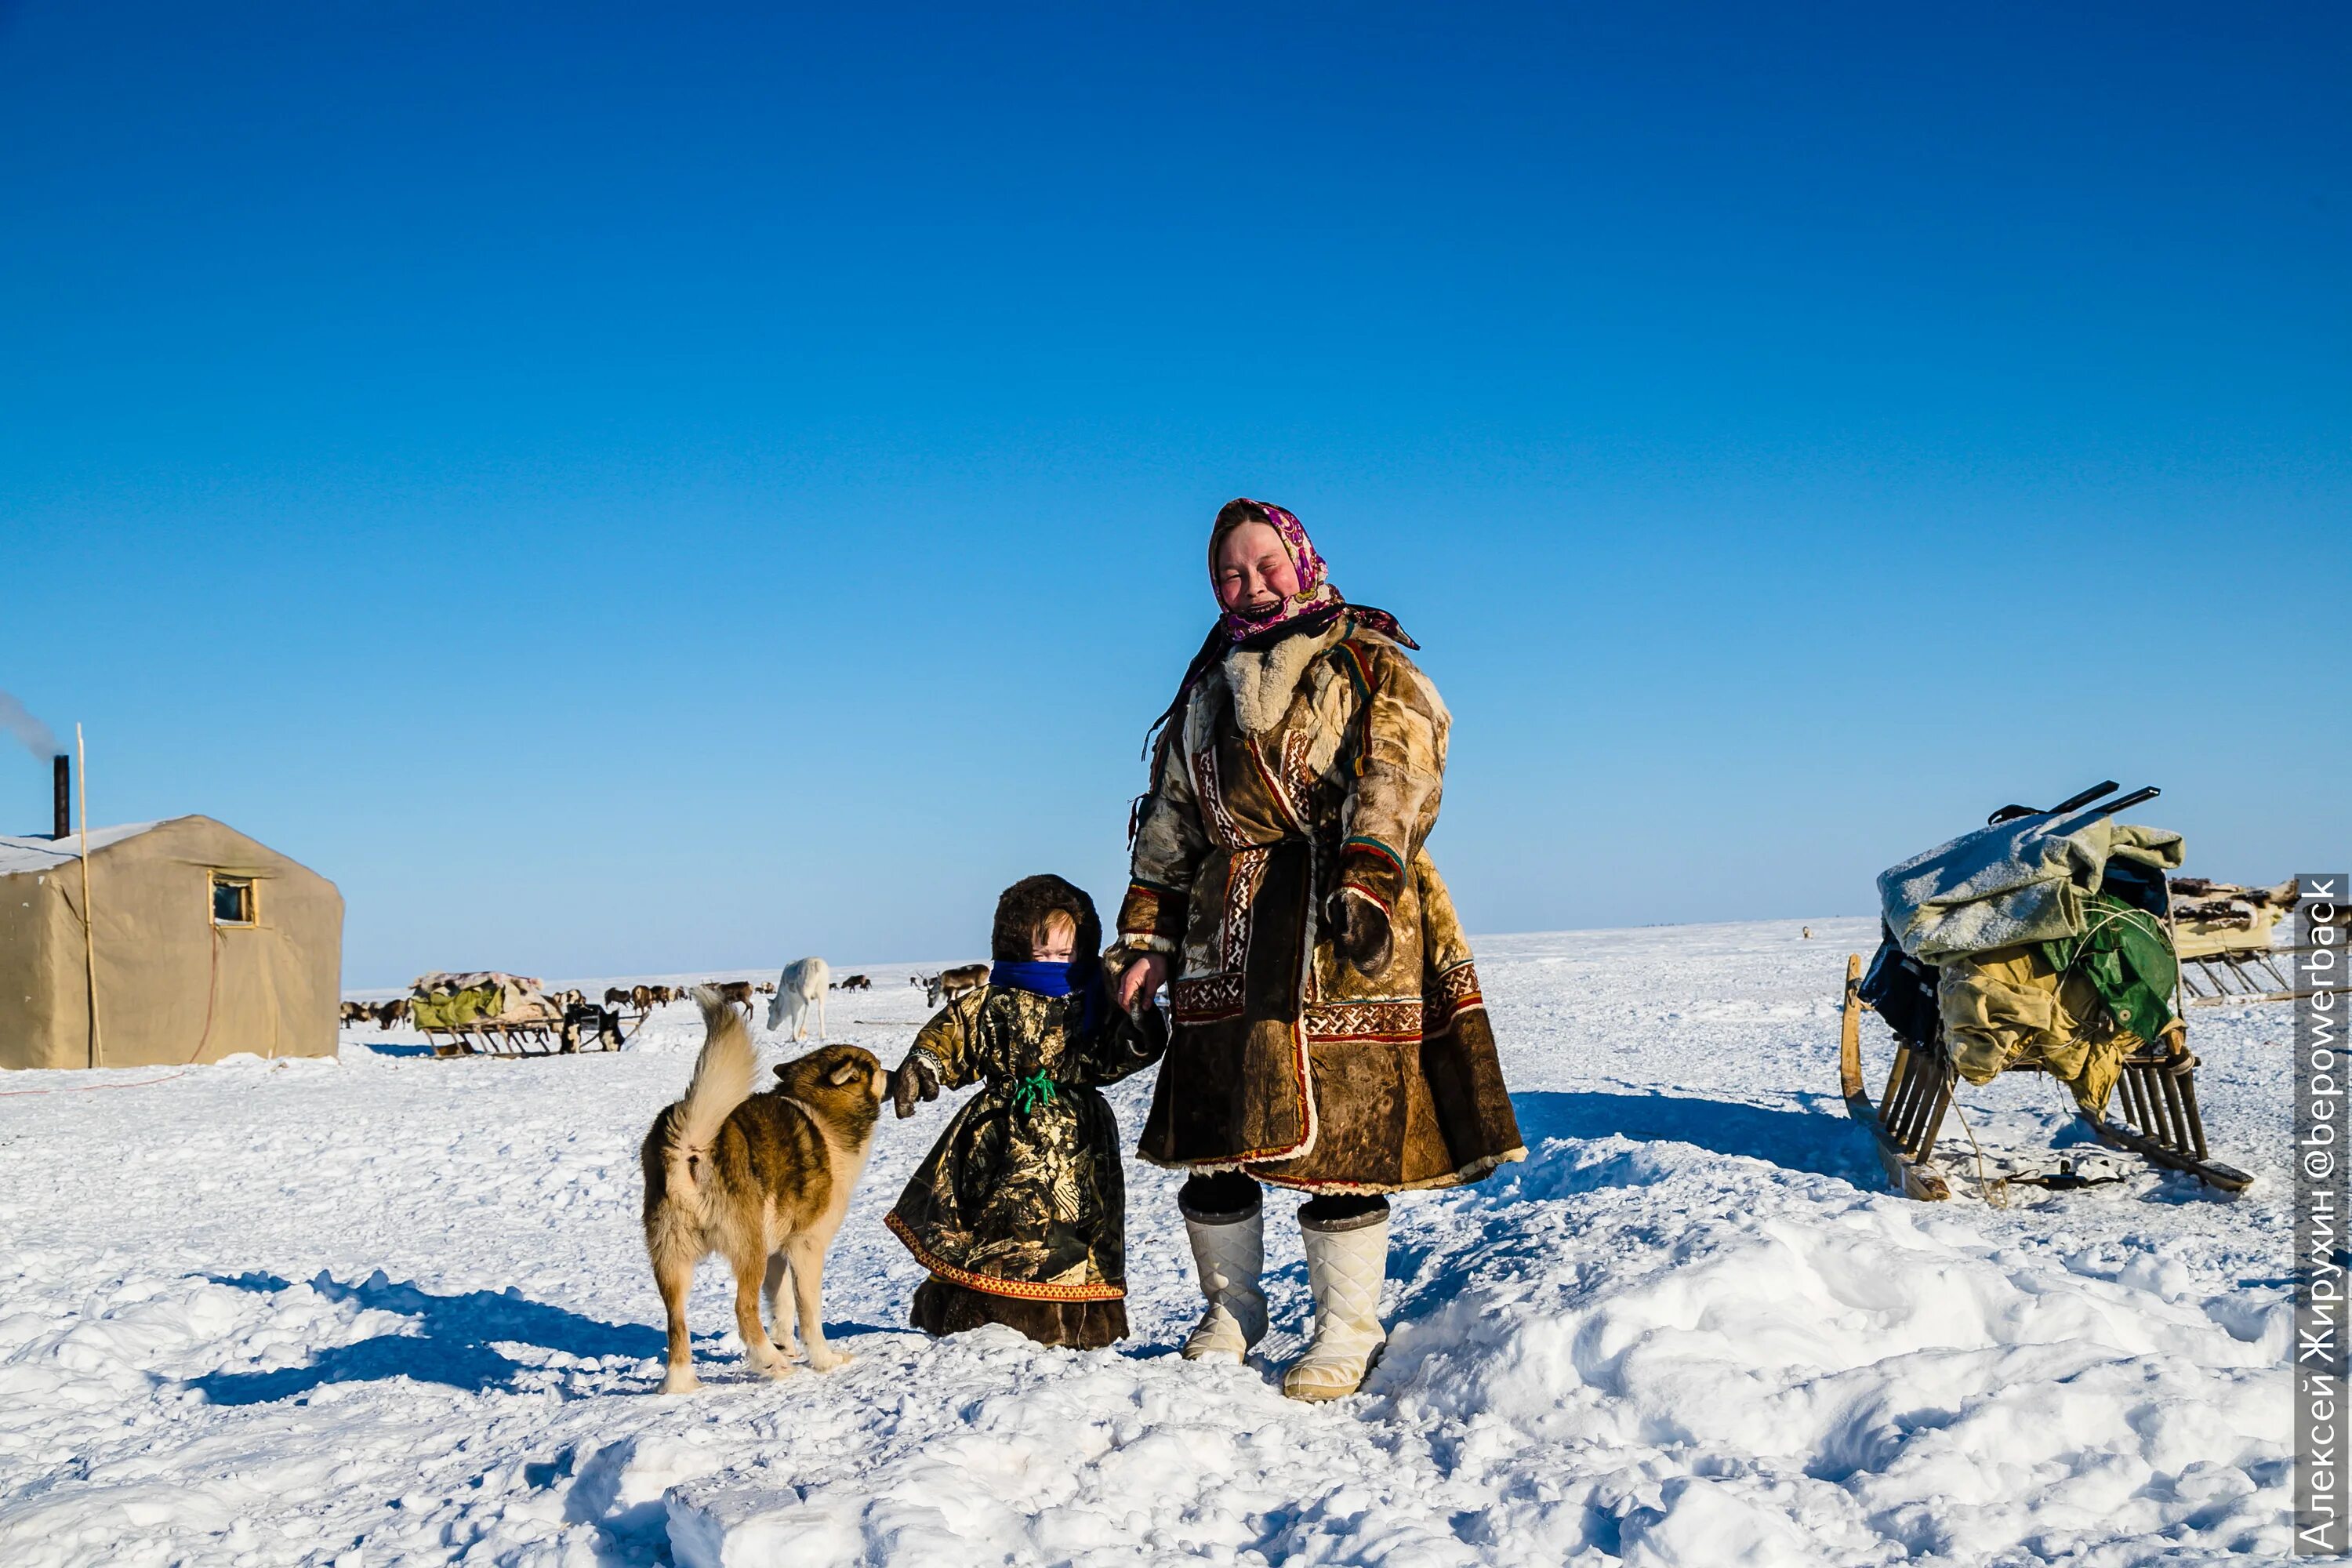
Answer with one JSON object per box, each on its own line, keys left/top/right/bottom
{"left": 673, "top": 985, "right": 758, "bottom": 1157}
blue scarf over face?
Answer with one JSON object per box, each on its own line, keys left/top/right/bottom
{"left": 989, "top": 960, "right": 1104, "bottom": 1034}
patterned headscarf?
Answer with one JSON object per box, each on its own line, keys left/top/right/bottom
{"left": 1209, "top": 499, "right": 1342, "bottom": 642}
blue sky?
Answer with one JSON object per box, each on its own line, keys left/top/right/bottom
{"left": 3, "top": 2, "right": 2345, "bottom": 986}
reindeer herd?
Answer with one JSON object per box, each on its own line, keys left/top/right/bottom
{"left": 338, "top": 959, "right": 974, "bottom": 1047}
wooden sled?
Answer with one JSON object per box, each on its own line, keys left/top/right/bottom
{"left": 1840, "top": 953, "right": 2252, "bottom": 1199}
{"left": 2180, "top": 943, "right": 2309, "bottom": 1007}
{"left": 424, "top": 1003, "right": 633, "bottom": 1059}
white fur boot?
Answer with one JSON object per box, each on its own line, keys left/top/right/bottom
{"left": 1181, "top": 1209, "right": 1269, "bottom": 1363}
{"left": 1283, "top": 1207, "right": 1389, "bottom": 1401}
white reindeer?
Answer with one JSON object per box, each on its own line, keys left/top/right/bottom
{"left": 766, "top": 956, "right": 830, "bottom": 1040}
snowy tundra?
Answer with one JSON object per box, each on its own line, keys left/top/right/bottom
{"left": 0, "top": 917, "right": 2294, "bottom": 1566}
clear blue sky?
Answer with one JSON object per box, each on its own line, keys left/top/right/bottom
{"left": 3, "top": 2, "right": 2345, "bottom": 987}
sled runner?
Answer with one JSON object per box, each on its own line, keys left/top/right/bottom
{"left": 419, "top": 1002, "right": 630, "bottom": 1058}
{"left": 1841, "top": 782, "right": 2256, "bottom": 1200}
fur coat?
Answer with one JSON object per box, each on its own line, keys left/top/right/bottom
{"left": 884, "top": 984, "right": 1164, "bottom": 1309}
{"left": 1117, "top": 614, "right": 1525, "bottom": 1192}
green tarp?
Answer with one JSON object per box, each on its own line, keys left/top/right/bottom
{"left": 410, "top": 985, "right": 506, "bottom": 1029}
{"left": 2040, "top": 892, "right": 2178, "bottom": 1045}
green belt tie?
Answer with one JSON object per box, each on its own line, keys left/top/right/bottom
{"left": 1013, "top": 1071, "right": 1057, "bottom": 1115}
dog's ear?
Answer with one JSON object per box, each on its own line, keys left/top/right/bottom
{"left": 825, "top": 1059, "right": 866, "bottom": 1088}
{"left": 773, "top": 1064, "right": 792, "bottom": 1080}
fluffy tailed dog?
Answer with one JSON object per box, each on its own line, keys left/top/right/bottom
{"left": 640, "top": 987, "right": 886, "bottom": 1393}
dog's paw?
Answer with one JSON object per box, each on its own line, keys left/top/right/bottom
{"left": 806, "top": 1347, "right": 852, "bottom": 1373}
{"left": 658, "top": 1367, "right": 702, "bottom": 1395}
{"left": 743, "top": 1345, "right": 795, "bottom": 1378}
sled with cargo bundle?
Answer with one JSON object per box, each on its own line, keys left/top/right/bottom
{"left": 2168, "top": 877, "right": 2310, "bottom": 1007}
{"left": 1839, "top": 782, "right": 2255, "bottom": 1201}
{"left": 408, "top": 971, "right": 631, "bottom": 1058}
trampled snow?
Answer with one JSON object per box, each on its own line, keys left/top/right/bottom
{"left": 0, "top": 918, "right": 2297, "bottom": 1565}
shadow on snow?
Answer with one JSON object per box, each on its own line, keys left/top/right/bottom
{"left": 191, "top": 1269, "right": 669, "bottom": 1406}
{"left": 1508, "top": 1088, "right": 1879, "bottom": 1185}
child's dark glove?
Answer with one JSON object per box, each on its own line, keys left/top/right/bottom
{"left": 891, "top": 1054, "right": 941, "bottom": 1119}
{"left": 1327, "top": 888, "right": 1394, "bottom": 977}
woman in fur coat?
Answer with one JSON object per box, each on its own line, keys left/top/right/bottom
{"left": 1112, "top": 499, "right": 1524, "bottom": 1400}
{"left": 886, "top": 875, "right": 1166, "bottom": 1350}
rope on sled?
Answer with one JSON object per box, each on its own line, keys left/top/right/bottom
{"left": 1947, "top": 1096, "right": 2009, "bottom": 1209}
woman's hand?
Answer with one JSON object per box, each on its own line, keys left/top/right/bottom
{"left": 891, "top": 1054, "right": 941, "bottom": 1119}
{"left": 1116, "top": 953, "right": 1169, "bottom": 1015}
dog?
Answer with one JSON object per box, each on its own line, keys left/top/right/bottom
{"left": 640, "top": 988, "right": 886, "bottom": 1393}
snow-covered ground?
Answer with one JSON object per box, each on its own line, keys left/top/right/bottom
{"left": 0, "top": 917, "right": 2297, "bottom": 1566}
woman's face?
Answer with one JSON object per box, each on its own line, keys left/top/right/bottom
{"left": 1213, "top": 520, "right": 1301, "bottom": 616}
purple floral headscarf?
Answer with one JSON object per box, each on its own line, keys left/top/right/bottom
{"left": 1210, "top": 498, "right": 1343, "bottom": 643}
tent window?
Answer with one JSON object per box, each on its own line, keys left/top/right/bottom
{"left": 211, "top": 874, "right": 256, "bottom": 927}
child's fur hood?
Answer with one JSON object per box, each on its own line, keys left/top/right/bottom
{"left": 992, "top": 874, "right": 1103, "bottom": 964}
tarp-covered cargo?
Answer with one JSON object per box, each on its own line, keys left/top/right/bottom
{"left": 1869, "top": 808, "right": 2187, "bottom": 1115}
{"left": 1878, "top": 808, "right": 2186, "bottom": 963}
{"left": 408, "top": 971, "right": 558, "bottom": 1029}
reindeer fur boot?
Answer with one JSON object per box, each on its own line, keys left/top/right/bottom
{"left": 1180, "top": 1206, "right": 1268, "bottom": 1363}
{"left": 1283, "top": 1204, "right": 1390, "bottom": 1401}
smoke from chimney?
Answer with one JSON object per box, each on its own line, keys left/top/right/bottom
{"left": 0, "top": 689, "right": 56, "bottom": 760}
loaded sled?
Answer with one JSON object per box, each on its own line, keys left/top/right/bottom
{"left": 1840, "top": 782, "right": 2254, "bottom": 1200}
{"left": 408, "top": 971, "right": 631, "bottom": 1058}
{"left": 2169, "top": 877, "right": 2312, "bottom": 1007}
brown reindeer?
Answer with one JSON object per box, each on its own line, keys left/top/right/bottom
{"left": 924, "top": 964, "right": 989, "bottom": 1008}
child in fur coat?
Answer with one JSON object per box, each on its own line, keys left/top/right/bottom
{"left": 883, "top": 875, "right": 1165, "bottom": 1349}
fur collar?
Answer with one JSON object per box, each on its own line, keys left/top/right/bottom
{"left": 1221, "top": 619, "right": 1348, "bottom": 736}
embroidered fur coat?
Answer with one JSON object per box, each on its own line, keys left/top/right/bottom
{"left": 1117, "top": 614, "right": 1525, "bottom": 1192}
{"left": 885, "top": 984, "right": 1165, "bottom": 1309}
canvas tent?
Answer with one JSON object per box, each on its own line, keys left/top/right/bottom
{"left": 0, "top": 815, "right": 343, "bottom": 1070}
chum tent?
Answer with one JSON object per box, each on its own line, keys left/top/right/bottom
{"left": 0, "top": 816, "right": 343, "bottom": 1071}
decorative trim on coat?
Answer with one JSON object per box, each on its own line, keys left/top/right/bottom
{"left": 1336, "top": 838, "right": 1406, "bottom": 911}
{"left": 1427, "top": 960, "right": 1485, "bottom": 1027}
{"left": 1170, "top": 971, "right": 1245, "bottom": 1022}
{"left": 1259, "top": 1145, "right": 1527, "bottom": 1197}
{"left": 885, "top": 1212, "right": 1127, "bottom": 1303}
{"left": 1191, "top": 746, "right": 1249, "bottom": 851}
{"left": 1115, "top": 880, "right": 1187, "bottom": 953}
{"left": 1245, "top": 731, "right": 1315, "bottom": 837}
{"left": 1303, "top": 999, "right": 1424, "bottom": 1044}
